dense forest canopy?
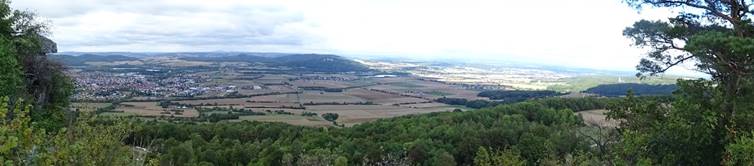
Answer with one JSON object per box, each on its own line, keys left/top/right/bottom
{"left": 126, "top": 98, "right": 611, "bottom": 165}
{"left": 584, "top": 83, "right": 678, "bottom": 97}
{"left": 434, "top": 90, "right": 568, "bottom": 109}
{"left": 436, "top": 95, "right": 617, "bottom": 110}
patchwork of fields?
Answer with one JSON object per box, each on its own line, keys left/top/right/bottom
{"left": 79, "top": 75, "right": 480, "bottom": 126}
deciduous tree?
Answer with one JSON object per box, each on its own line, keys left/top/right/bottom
{"left": 322, "top": 113, "right": 339, "bottom": 125}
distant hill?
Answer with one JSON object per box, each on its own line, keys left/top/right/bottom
{"left": 270, "top": 54, "right": 371, "bottom": 72}
{"left": 584, "top": 83, "right": 678, "bottom": 97}
{"left": 181, "top": 53, "right": 371, "bottom": 72}
{"left": 49, "top": 52, "right": 371, "bottom": 72}
{"left": 181, "top": 54, "right": 269, "bottom": 62}
{"left": 49, "top": 54, "right": 139, "bottom": 66}
{"left": 548, "top": 75, "right": 681, "bottom": 92}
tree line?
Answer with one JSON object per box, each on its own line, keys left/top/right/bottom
{"left": 584, "top": 83, "right": 677, "bottom": 97}
{"left": 436, "top": 96, "right": 618, "bottom": 110}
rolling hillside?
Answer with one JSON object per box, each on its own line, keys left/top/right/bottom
{"left": 182, "top": 53, "right": 371, "bottom": 72}
{"left": 49, "top": 54, "right": 139, "bottom": 66}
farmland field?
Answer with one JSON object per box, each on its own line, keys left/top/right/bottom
{"left": 248, "top": 94, "right": 298, "bottom": 102}
{"left": 299, "top": 91, "right": 366, "bottom": 103}
{"left": 369, "top": 78, "right": 486, "bottom": 100}
{"left": 79, "top": 65, "right": 489, "bottom": 126}
{"left": 576, "top": 109, "right": 619, "bottom": 128}
{"left": 233, "top": 115, "right": 331, "bottom": 127}
{"left": 71, "top": 102, "right": 112, "bottom": 112}
{"left": 305, "top": 104, "right": 459, "bottom": 126}
{"left": 291, "top": 80, "right": 353, "bottom": 88}
{"left": 343, "top": 88, "right": 427, "bottom": 105}
{"left": 176, "top": 98, "right": 254, "bottom": 106}
{"left": 116, "top": 102, "right": 199, "bottom": 118}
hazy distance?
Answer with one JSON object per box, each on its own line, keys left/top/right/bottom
{"left": 13, "top": 0, "right": 698, "bottom": 75}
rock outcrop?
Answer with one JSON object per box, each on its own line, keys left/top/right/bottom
{"left": 38, "top": 35, "right": 57, "bottom": 54}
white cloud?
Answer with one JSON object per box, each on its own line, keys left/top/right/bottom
{"left": 12, "top": 0, "right": 701, "bottom": 75}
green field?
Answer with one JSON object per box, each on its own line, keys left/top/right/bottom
{"left": 387, "top": 82, "right": 424, "bottom": 88}
{"left": 547, "top": 75, "right": 681, "bottom": 92}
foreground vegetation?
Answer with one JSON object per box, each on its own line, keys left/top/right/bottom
{"left": 127, "top": 98, "right": 608, "bottom": 165}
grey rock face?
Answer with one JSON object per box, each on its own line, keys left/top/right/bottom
{"left": 38, "top": 35, "right": 57, "bottom": 53}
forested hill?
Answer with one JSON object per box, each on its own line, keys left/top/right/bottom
{"left": 48, "top": 53, "right": 372, "bottom": 72}
{"left": 181, "top": 53, "right": 371, "bottom": 72}
{"left": 584, "top": 83, "right": 678, "bottom": 97}
{"left": 49, "top": 54, "right": 139, "bottom": 66}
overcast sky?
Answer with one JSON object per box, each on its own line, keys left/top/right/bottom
{"left": 12, "top": 0, "right": 698, "bottom": 73}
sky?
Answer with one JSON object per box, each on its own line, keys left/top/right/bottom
{"left": 11, "top": 0, "right": 699, "bottom": 74}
